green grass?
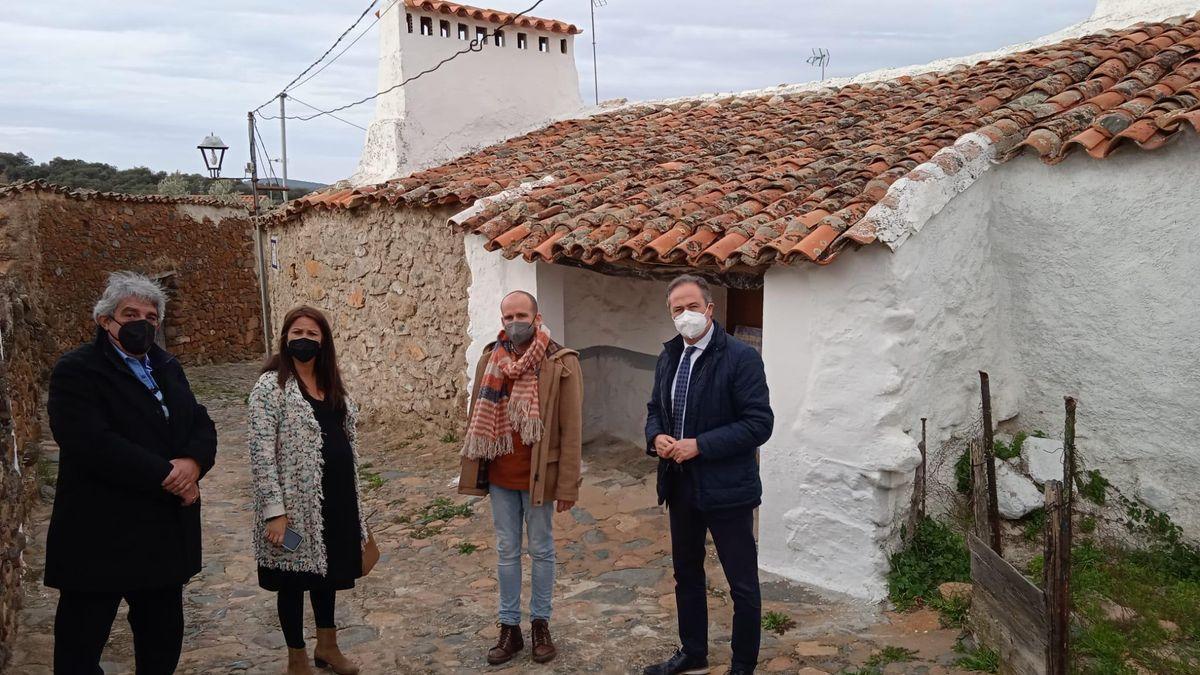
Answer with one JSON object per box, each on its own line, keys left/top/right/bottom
{"left": 954, "top": 449, "right": 972, "bottom": 495}
{"left": 440, "top": 432, "right": 459, "bottom": 444}
{"left": 1022, "top": 508, "right": 1047, "bottom": 542}
{"left": 418, "top": 497, "right": 473, "bottom": 524}
{"left": 357, "top": 463, "right": 384, "bottom": 490}
{"left": 865, "top": 646, "right": 918, "bottom": 667}
{"left": 1068, "top": 534, "right": 1200, "bottom": 674}
{"left": 760, "top": 611, "right": 795, "bottom": 635}
{"left": 929, "top": 593, "right": 971, "bottom": 628}
{"left": 955, "top": 641, "right": 1000, "bottom": 672}
{"left": 456, "top": 542, "right": 479, "bottom": 555}
{"left": 993, "top": 432, "right": 1026, "bottom": 461}
{"left": 887, "top": 518, "right": 971, "bottom": 610}
{"left": 1078, "top": 469, "right": 1111, "bottom": 505}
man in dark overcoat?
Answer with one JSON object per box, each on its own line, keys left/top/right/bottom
{"left": 642, "top": 274, "right": 774, "bottom": 675}
{"left": 45, "top": 271, "right": 217, "bottom": 674}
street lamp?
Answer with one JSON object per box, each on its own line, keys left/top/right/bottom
{"left": 198, "top": 133, "right": 228, "bottom": 178}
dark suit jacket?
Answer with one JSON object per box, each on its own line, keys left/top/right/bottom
{"left": 44, "top": 328, "right": 217, "bottom": 591}
{"left": 645, "top": 321, "right": 773, "bottom": 511}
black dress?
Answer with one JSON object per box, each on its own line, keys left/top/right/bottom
{"left": 258, "top": 392, "right": 362, "bottom": 591}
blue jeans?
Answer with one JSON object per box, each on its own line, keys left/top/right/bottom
{"left": 489, "top": 485, "right": 555, "bottom": 625}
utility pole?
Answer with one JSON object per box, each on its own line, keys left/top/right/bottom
{"left": 279, "top": 93, "right": 290, "bottom": 202}
{"left": 590, "top": 0, "right": 603, "bottom": 105}
{"left": 248, "top": 111, "right": 272, "bottom": 355}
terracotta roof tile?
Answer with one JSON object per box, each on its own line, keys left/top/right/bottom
{"left": 278, "top": 12, "right": 1200, "bottom": 272}
{"left": 403, "top": 0, "right": 580, "bottom": 35}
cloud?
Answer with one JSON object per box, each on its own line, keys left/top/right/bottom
{"left": 2, "top": 0, "right": 1092, "bottom": 184}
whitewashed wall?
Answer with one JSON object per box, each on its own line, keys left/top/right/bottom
{"left": 760, "top": 133, "right": 1200, "bottom": 601}
{"left": 356, "top": 6, "right": 583, "bottom": 184}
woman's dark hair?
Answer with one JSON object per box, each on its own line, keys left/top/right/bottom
{"left": 262, "top": 306, "right": 348, "bottom": 411}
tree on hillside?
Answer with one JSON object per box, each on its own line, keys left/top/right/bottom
{"left": 156, "top": 172, "right": 192, "bottom": 196}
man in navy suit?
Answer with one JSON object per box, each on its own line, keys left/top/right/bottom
{"left": 642, "top": 274, "right": 774, "bottom": 675}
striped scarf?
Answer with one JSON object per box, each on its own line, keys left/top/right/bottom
{"left": 461, "top": 325, "right": 551, "bottom": 460}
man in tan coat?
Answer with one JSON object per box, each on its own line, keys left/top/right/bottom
{"left": 458, "top": 290, "right": 583, "bottom": 666}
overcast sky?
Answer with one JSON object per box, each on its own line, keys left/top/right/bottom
{"left": 2, "top": 0, "right": 1094, "bottom": 185}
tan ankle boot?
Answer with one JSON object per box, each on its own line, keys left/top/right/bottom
{"left": 314, "top": 628, "right": 359, "bottom": 674}
{"left": 287, "top": 647, "right": 314, "bottom": 675}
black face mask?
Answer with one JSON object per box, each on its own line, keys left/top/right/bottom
{"left": 285, "top": 338, "right": 320, "bottom": 363}
{"left": 111, "top": 318, "right": 156, "bottom": 356}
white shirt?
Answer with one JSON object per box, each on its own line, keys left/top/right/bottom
{"left": 671, "top": 322, "right": 714, "bottom": 435}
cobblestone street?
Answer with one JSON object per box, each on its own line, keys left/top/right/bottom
{"left": 11, "top": 362, "right": 970, "bottom": 674}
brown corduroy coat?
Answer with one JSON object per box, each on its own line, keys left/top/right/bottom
{"left": 457, "top": 342, "right": 583, "bottom": 506}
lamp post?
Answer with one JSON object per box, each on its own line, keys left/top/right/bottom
{"left": 197, "top": 133, "right": 228, "bottom": 178}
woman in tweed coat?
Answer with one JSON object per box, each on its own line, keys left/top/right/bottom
{"left": 248, "top": 306, "right": 366, "bottom": 675}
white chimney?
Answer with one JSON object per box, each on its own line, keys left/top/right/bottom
{"left": 353, "top": 0, "right": 584, "bottom": 186}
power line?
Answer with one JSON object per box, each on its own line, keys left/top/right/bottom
{"left": 287, "top": 96, "right": 368, "bottom": 131}
{"left": 289, "top": 0, "right": 401, "bottom": 93}
{"left": 253, "top": 0, "right": 381, "bottom": 113}
{"left": 267, "top": 0, "right": 548, "bottom": 123}
{"left": 253, "top": 120, "right": 279, "bottom": 184}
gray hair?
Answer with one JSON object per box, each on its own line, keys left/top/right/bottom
{"left": 92, "top": 271, "right": 167, "bottom": 321}
{"left": 666, "top": 274, "right": 712, "bottom": 305}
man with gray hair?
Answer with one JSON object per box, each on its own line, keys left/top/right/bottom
{"left": 45, "top": 271, "right": 217, "bottom": 674}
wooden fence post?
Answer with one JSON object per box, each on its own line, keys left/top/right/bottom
{"left": 1062, "top": 397, "right": 1077, "bottom": 509}
{"left": 970, "top": 437, "right": 990, "bottom": 543}
{"left": 979, "top": 371, "right": 1002, "bottom": 554}
{"left": 1044, "top": 480, "right": 1070, "bottom": 675}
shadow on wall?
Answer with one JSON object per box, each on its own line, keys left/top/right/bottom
{"left": 578, "top": 345, "right": 658, "bottom": 449}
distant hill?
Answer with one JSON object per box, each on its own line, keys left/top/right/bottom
{"left": 259, "top": 177, "right": 327, "bottom": 191}
{"left": 0, "top": 152, "right": 323, "bottom": 199}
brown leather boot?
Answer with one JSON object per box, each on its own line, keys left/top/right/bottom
{"left": 487, "top": 623, "right": 524, "bottom": 665}
{"left": 287, "top": 647, "right": 314, "bottom": 675}
{"left": 530, "top": 619, "right": 557, "bottom": 663}
{"left": 313, "top": 628, "right": 359, "bottom": 674}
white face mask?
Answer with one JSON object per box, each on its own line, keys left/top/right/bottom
{"left": 673, "top": 309, "right": 709, "bottom": 340}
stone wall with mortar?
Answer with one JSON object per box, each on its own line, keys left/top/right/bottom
{"left": 264, "top": 204, "right": 470, "bottom": 427}
{"left": 0, "top": 274, "right": 52, "bottom": 669}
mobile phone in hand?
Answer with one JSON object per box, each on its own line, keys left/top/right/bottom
{"left": 282, "top": 526, "right": 303, "bottom": 552}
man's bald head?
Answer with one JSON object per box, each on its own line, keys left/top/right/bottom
{"left": 500, "top": 290, "right": 538, "bottom": 317}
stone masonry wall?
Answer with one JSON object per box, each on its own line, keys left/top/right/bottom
{"left": 21, "top": 195, "right": 263, "bottom": 363}
{"left": 0, "top": 274, "right": 51, "bottom": 669}
{"left": 265, "top": 204, "right": 470, "bottom": 427}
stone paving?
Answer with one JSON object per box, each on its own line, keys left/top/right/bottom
{"left": 11, "top": 362, "right": 973, "bottom": 674}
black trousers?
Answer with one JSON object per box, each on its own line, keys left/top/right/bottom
{"left": 667, "top": 467, "right": 761, "bottom": 668}
{"left": 277, "top": 588, "right": 337, "bottom": 649}
{"left": 53, "top": 585, "right": 184, "bottom": 675}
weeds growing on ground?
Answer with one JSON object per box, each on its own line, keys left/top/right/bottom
{"left": 456, "top": 542, "right": 478, "bottom": 555}
{"left": 1022, "top": 508, "right": 1047, "bottom": 542}
{"left": 419, "top": 497, "right": 472, "bottom": 524}
{"left": 954, "top": 640, "right": 1000, "bottom": 672}
{"left": 954, "top": 450, "right": 972, "bottom": 495}
{"left": 929, "top": 594, "right": 971, "bottom": 628}
{"left": 1077, "top": 469, "right": 1110, "bottom": 505}
{"left": 357, "top": 463, "right": 384, "bottom": 490}
{"left": 760, "top": 611, "right": 795, "bottom": 635}
{"left": 887, "top": 517, "right": 971, "bottom": 610}
{"left": 993, "top": 432, "right": 1026, "bottom": 461}
{"left": 866, "top": 646, "right": 918, "bottom": 667}
{"left": 440, "top": 432, "right": 459, "bottom": 444}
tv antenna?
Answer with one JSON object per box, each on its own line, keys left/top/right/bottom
{"left": 590, "top": 0, "right": 607, "bottom": 105}
{"left": 807, "top": 47, "right": 830, "bottom": 81}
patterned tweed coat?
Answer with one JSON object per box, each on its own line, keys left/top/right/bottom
{"left": 247, "top": 372, "right": 367, "bottom": 575}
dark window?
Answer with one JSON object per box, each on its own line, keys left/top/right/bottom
{"left": 406, "top": 13, "right": 413, "bottom": 33}
{"left": 560, "top": 38, "right": 568, "bottom": 54}
{"left": 517, "top": 33, "right": 527, "bottom": 49}
{"left": 420, "top": 16, "right": 433, "bottom": 35}
{"left": 439, "top": 20, "right": 450, "bottom": 38}
{"left": 476, "top": 26, "right": 487, "bottom": 45}
{"left": 457, "top": 23, "right": 468, "bottom": 40}
{"left": 538, "top": 36, "right": 549, "bottom": 52}
{"left": 495, "top": 30, "right": 506, "bottom": 46}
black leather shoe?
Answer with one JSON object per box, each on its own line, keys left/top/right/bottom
{"left": 642, "top": 648, "right": 710, "bottom": 675}
{"left": 728, "top": 666, "right": 755, "bottom": 675}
